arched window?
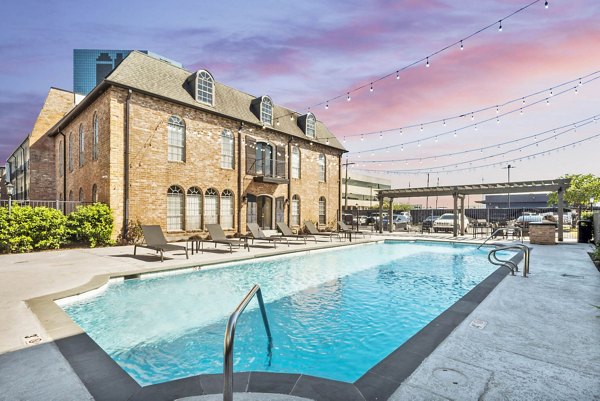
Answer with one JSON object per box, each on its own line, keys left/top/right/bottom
{"left": 204, "top": 188, "right": 219, "bottom": 225}
{"left": 186, "top": 187, "right": 202, "bottom": 230}
{"left": 256, "top": 142, "right": 273, "bottom": 176}
{"left": 221, "top": 130, "right": 234, "bottom": 169}
{"left": 68, "top": 132, "right": 74, "bottom": 172}
{"left": 291, "top": 194, "right": 300, "bottom": 226}
{"left": 220, "top": 189, "right": 234, "bottom": 229}
{"left": 291, "top": 146, "right": 300, "bottom": 179}
{"left": 306, "top": 113, "right": 316, "bottom": 138}
{"left": 167, "top": 186, "right": 184, "bottom": 231}
{"left": 196, "top": 70, "right": 214, "bottom": 105}
{"left": 167, "top": 116, "right": 186, "bottom": 162}
{"left": 319, "top": 196, "right": 326, "bottom": 225}
{"left": 318, "top": 153, "right": 326, "bottom": 182}
{"left": 260, "top": 96, "right": 273, "bottom": 125}
{"left": 78, "top": 187, "right": 84, "bottom": 202}
{"left": 79, "top": 124, "right": 85, "bottom": 167}
{"left": 92, "top": 184, "right": 98, "bottom": 203}
{"left": 92, "top": 112, "right": 99, "bottom": 160}
{"left": 58, "top": 140, "right": 64, "bottom": 177}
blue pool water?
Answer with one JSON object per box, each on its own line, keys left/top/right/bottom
{"left": 62, "top": 241, "right": 500, "bottom": 385}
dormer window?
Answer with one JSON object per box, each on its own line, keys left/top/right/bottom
{"left": 306, "top": 113, "right": 316, "bottom": 138}
{"left": 260, "top": 96, "right": 273, "bottom": 125}
{"left": 195, "top": 70, "right": 214, "bottom": 105}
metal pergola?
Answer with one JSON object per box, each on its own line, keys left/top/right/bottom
{"left": 377, "top": 179, "right": 571, "bottom": 240}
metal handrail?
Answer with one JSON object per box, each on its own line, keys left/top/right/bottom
{"left": 478, "top": 226, "right": 522, "bottom": 249}
{"left": 488, "top": 244, "right": 531, "bottom": 277}
{"left": 223, "top": 284, "right": 272, "bottom": 401}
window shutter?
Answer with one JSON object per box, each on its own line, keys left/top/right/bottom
{"left": 245, "top": 135, "right": 256, "bottom": 175}
{"left": 276, "top": 145, "right": 286, "bottom": 178}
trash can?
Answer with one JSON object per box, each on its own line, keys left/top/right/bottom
{"left": 577, "top": 219, "right": 593, "bottom": 243}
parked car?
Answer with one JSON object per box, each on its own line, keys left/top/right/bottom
{"left": 514, "top": 214, "right": 543, "bottom": 227}
{"left": 341, "top": 213, "right": 356, "bottom": 225}
{"left": 367, "top": 212, "right": 388, "bottom": 224}
{"left": 422, "top": 215, "right": 441, "bottom": 231}
{"left": 358, "top": 215, "right": 368, "bottom": 225}
{"left": 399, "top": 211, "right": 412, "bottom": 223}
{"left": 380, "top": 214, "right": 410, "bottom": 230}
{"left": 433, "top": 213, "right": 470, "bottom": 233}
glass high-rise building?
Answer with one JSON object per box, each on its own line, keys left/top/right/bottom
{"left": 73, "top": 49, "right": 182, "bottom": 95}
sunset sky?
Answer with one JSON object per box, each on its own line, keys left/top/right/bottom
{"left": 1, "top": 0, "right": 599, "bottom": 201}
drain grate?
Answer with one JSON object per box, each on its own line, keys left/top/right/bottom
{"left": 469, "top": 319, "right": 488, "bottom": 329}
{"left": 23, "top": 333, "right": 42, "bottom": 346}
{"left": 560, "top": 273, "right": 583, "bottom": 278}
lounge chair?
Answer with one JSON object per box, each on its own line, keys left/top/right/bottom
{"left": 134, "top": 225, "right": 188, "bottom": 262}
{"left": 338, "top": 221, "right": 367, "bottom": 239}
{"left": 203, "top": 224, "right": 249, "bottom": 253}
{"left": 246, "top": 223, "right": 289, "bottom": 248}
{"left": 276, "top": 222, "right": 317, "bottom": 244}
{"left": 304, "top": 220, "right": 342, "bottom": 241}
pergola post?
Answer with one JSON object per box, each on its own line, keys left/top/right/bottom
{"left": 557, "top": 186, "right": 564, "bottom": 242}
{"left": 453, "top": 192, "right": 458, "bottom": 237}
{"left": 389, "top": 198, "right": 394, "bottom": 233}
{"left": 378, "top": 196, "right": 384, "bottom": 234}
{"left": 460, "top": 195, "right": 466, "bottom": 236}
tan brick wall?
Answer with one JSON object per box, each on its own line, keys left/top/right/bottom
{"left": 56, "top": 86, "right": 343, "bottom": 240}
{"left": 529, "top": 223, "right": 556, "bottom": 245}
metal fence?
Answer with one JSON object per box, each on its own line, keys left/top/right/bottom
{"left": 0, "top": 199, "right": 86, "bottom": 214}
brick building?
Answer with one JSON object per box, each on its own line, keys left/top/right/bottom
{"left": 45, "top": 51, "right": 346, "bottom": 239}
{"left": 4, "top": 88, "right": 75, "bottom": 200}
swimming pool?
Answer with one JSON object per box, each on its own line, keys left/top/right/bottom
{"left": 61, "top": 241, "right": 499, "bottom": 386}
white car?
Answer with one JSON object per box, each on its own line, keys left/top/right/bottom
{"left": 433, "top": 213, "right": 469, "bottom": 233}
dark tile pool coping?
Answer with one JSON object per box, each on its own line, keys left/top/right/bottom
{"left": 36, "top": 240, "right": 521, "bottom": 401}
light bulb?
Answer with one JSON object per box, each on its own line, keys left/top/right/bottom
{"left": 520, "top": 108, "right": 524, "bottom": 115}
{"left": 360, "top": 134, "right": 364, "bottom": 141}
{"left": 325, "top": 102, "right": 329, "bottom": 109}
{"left": 400, "top": 129, "right": 403, "bottom": 136}
{"left": 379, "top": 132, "right": 383, "bottom": 140}
{"left": 550, "top": 89, "right": 553, "bottom": 96}
{"left": 460, "top": 40, "right": 464, "bottom": 50}
{"left": 454, "top": 131, "right": 457, "bottom": 138}
{"left": 545, "top": 0, "right": 548, "bottom": 8}
{"left": 420, "top": 125, "right": 423, "bottom": 132}
{"left": 575, "top": 87, "right": 578, "bottom": 94}
{"left": 435, "top": 136, "right": 438, "bottom": 142}
{"left": 579, "top": 79, "right": 583, "bottom": 86}
{"left": 343, "top": 136, "right": 346, "bottom": 143}
{"left": 370, "top": 84, "right": 373, "bottom": 92}
{"left": 417, "top": 141, "right": 421, "bottom": 147}
{"left": 474, "top": 124, "right": 478, "bottom": 131}
{"left": 443, "top": 120, "right": 446, "bottom": 126}
{"left": 396, "top": 71, "right": 399, "bottom": 80}
{"left": 522, "top": 97, "right": 526, "bottom": 104}
{"left": 496, "top": 106, "right": 499, "bottom": 114}
{"left": 546, "top": 98, "right": 550, "bottom": 105}
{"left": 426, "top": 57, "right": 430, "bottom": 68}
{"left": 347, "top": 93, "right": 351, "bottom": 101}
{"left": 496, "top": 118, "right": 500, "bottom": 124}
{"left": 276, "top": 120, "right": 280, "bottom": 126}
{"left": 326, "top": 139, "right": 330, "bottom": 145}
{"left": 498, "top": 20, "right": 502, "bottom": 32}
{"left": 401, "top": 144, "right": 404, "bottom": 151}
{"left": 290, "top": 115, "right": 294, "bottom": 121}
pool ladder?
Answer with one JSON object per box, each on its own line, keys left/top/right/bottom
{"left": 488, "top": 244, "right": 531, "bottom": 277}
{"left": 223, "top": 284, "right": 272, "bottom": 401}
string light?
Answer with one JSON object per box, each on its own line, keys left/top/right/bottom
{"left": 498, "top": 20, "right": 503, "bottom": 32}
{"left": 347, "top": 93, "right": 351, "bottom": 102}
{"left": 370, "top": 83, "right": 374, "bottom": 92}
{"left": 396, "top": 71, "right": 400, "bottom": 80}
{"left": 443, "top": 119, "right": 446, "bottom": 126}
{"left": 426, "top": 57, "right": 430, "bottom": 68}
{"left": 325, "top": 102, "right": 329, "bottom": 110}
{"left": 379, "top": 132, "right": 383, "bottom": 140}
{"left": 361, "top": 134, "right": 364, "bottom": 141}
{"left": 545, "top": 0, "right": 549, "bottom": 8}
{"left": 460, "top": 40, "right": 464, "bottom": 51}
{"left": 520, "top": 108, "right": 524, "bottom": 115}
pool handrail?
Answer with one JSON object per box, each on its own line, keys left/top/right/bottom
{"left": 488, "top": 244, "right": 531, "bottom": 277}
{"left": 223, "top": 284, "right": 272, "bottom": 401}
{"left": 478, "top": 227, "right": 522, "bottom": 249}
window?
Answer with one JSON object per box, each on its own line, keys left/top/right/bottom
{"left": 69, "top": 190, "right": 73, "bottom": 201}
{"left": 78, "top": 187, "right": 84, "bottom": 202}
{"left": 291, "top": 146, "right": 300, "bottom": 179}
{"left": 319, "top": 196, "right": 326, "bottom": 225}
{"left": 58, "top": 140, "right": 64, "bottom": 177}
{"left": 196, "top": 70, "right": 214, "bottom": 105}
{"left": 68, "top": 132, "right": 74, "bottom": 172}
{"left": 79, "top": 124, "right": 85, "bottom": 167}
{"left": 291, "top": 194, "right": 300, "bottom": 226}
{"left": 204, "top": 188, "right": 219, "bottom": 225}
{"left": 221, "top": 130, "right": 234, "bottom": 169}
{"left": 260, "top": 96, "right": 273, "bottom": 125}
{"left": 306, "top": 113, "right": 316, "bottom": 138}
{"left": 186, "top": 187, "right": 202, "bottom": 230}
{"left": 92, "top": 113, "right": 99, "bottom": 160}
{"left": 220, "top": 189, "right": 234, "bottom": 229}
{"left": 167, "top": 186, "right": 184, "bottom": 231}
{"left": 246, "top": 194, "right": 257, "bottom": 224}
{"left": 255, "top": 142, "right": 273, "bottom": 176}
{"left": 168, "top": 116, "right": 185, "bottom": 162}
{"left": 92, "top": 184, "right": 98, "bottom": 202}
{"left": 318, "top": 153, "right": 326, "bottom": 182}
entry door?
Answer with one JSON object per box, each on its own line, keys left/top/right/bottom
{"left": 275, "top": 197, "right": 285, "bottom": 225}
{"left": 257, "top": 196, "right": 273, "bottom": 229}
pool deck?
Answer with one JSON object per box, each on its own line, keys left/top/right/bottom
{"left": 0, "top": 233, "right": 598, "bottom": 400}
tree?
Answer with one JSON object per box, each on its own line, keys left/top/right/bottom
{"left": 548, "top": 174, "right": 600, "bottom": 212}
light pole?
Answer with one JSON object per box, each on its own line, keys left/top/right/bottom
{"left": 502, "top": 164, "right": 515, "bottom": 210}
{"left": 6, "top": 183, "right": 14, "bottom": 216}
{"left": 343, "top": 160, "right": 355, "bottom": 212}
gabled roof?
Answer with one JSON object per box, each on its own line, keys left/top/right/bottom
{"left": 100, "top": 51, "right": 345, "bottom": 150}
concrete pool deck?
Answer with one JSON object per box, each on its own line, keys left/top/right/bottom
{"left": 0, "top": 234, "right": 598, "bottom": 400}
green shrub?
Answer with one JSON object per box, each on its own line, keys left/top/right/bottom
{"left": 67, "top": 203, "right": 115, "bottom": 247}
{"left": 0, "top": 205, "right": 67, "bottom": 253}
